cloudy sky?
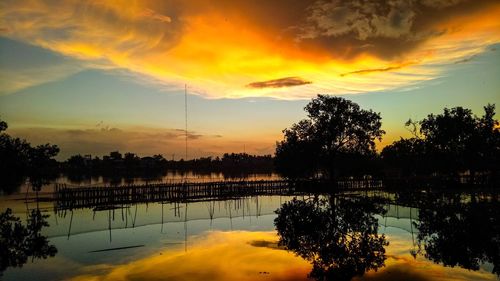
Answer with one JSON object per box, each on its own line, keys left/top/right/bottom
{"left": 1, "top": 0, "right": 499, "bottom": 159}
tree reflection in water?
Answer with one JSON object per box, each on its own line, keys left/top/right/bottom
{"left": 0, "top": 208, "right": 57, "bottom": 275}
{"left": 274, "top": 195, "right": 388, "bottom": 281}
{"left": 413, "top": 191, "right": 500, "bottom": 276}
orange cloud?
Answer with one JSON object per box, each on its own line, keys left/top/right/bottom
{"left": 1, "top": 0, "right": 499, "bottom": 99}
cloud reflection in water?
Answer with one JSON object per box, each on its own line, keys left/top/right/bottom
{"left": 66, "top": 230, "right": 497, "bottom": 281}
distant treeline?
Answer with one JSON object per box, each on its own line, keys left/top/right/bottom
{"left": 62, "top": 152, "right": 274, "bottom": 176}
{"left": 0, "top": 117, "right": 273, "bottom": 193}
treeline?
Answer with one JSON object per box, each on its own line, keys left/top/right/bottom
{"left": 0, "top": 119, "right": 59, "bottom": 192}
{"left": 62, "top": 152, "right": 274, "bottom": 176}
{"left": 381, "top": 105, "right": 500, "bottom": 177}
{"left": 275, "top": 95, "right": 500, "bottom": 181}
{"left": 63, "top": 152, "right": 167, "bottom": 177}
{"left": 165, "top": 153, "right": 274, "bottom": 172}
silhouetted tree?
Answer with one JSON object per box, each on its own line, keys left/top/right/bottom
{"left": 274, "top": 196, "right": 388, "bottom": 280}
{"left": 29, "top": 144, "right": 60, "bottom": 191}
{"left": 275, "top": 95, "right": 385, "bottom": 179}
{"left": 0, "top": 123, "right": 31, "bottom": 193}
{"left": 420, "top": 106, "right": 477, "bottom": 173}
{"left": 66, "top": 154, "right": 86, "bottom": 169}
{"left": 109, "top": 151, "right": 122, "bottom": 161}
{"left": 123, "top": 152, "right": 140, "bottom": 169}
{"left": 275, "top": 120, "right": 321, "bottom": 179}
{"left": 0, "top": 118, "right": 59, "bottom": 193}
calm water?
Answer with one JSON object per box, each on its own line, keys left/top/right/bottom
{"left": 7, "top": 171, "right": 281, "bottom": 194}
{"left": 1, "top": 179, "right": 499, "bottom": 281}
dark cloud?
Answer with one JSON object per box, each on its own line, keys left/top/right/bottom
{"left": 420, "top": 0, "right": 466, "bottom": 9}
{"left": 246, "top": 77, "right": 312, "bottom": 89}
{"left": 187, "top": 133, "right": 203, "bottom": 140}
{"left": 299, "top": 1, "right": 416, "bottom": 41}
{"left": 454, "top": 55, "right": 476, "bottom": 64}
{"left": 174, "top": 129, "right": 204, "bottom": 140}
{"left": 141, "top": 8, "right": 171, "bottom": 23}
{"left": 249, "top": 240, "right": 285, "bottom": 250}
{"left": 244, "top": 0, "right": 498, "bottom": 60}
{"left": 340, "top": 62, "right": 414, "bottom": 76}
{"left": 157, "top": 0, "right": 495, "bottom": 63}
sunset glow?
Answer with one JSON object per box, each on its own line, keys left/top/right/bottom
{"left": 2, "top": 0, "right": 500, "bottom": 99}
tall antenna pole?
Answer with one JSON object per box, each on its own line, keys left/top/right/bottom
{"left": 184, "top": 84, "right": 188, "bottom": 160}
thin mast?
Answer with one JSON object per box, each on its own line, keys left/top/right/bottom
{"left": 185, "top": 84, "right": 188, "bottom": 160}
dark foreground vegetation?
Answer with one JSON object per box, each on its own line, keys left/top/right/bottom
{"left": 1, "top": 93, "right": 499, "bottom": 192}
{"left": 275, "top": 95, "right": 500, "bottom": 183}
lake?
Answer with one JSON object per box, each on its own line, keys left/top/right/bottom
{"left": 0, "top": 176, "right": 499, "bottom": 281}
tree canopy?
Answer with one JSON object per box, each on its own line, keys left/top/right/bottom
{"left": 275, "top": 95, "right": 384, "bottom": 179}
{"left": 382, "top": 104, "right": 500, "bottom": 175}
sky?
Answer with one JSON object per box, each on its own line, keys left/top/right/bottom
{"left": 0, "top": 0, "right": 499, "bottom": 160}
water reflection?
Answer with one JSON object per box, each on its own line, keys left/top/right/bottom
{"left": 63, "top": 230, "right": 498, "bottom": 281}
{"left": 1, "top": 187, "right": 500, "bottom": 281}
{"left": 275, "top": 195, "right": 388, "bottom": 281}
{"left": 0, "top": 208, "right": 57, "bottom": 275}
{"left": 413, "top": 191, "right": 500, "bottom": 276}
{"left": 5, "top": 171, "right": 280, "bottom": 195}
{"left": 66, "top": 231, "right": 311, "bottom": 281}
